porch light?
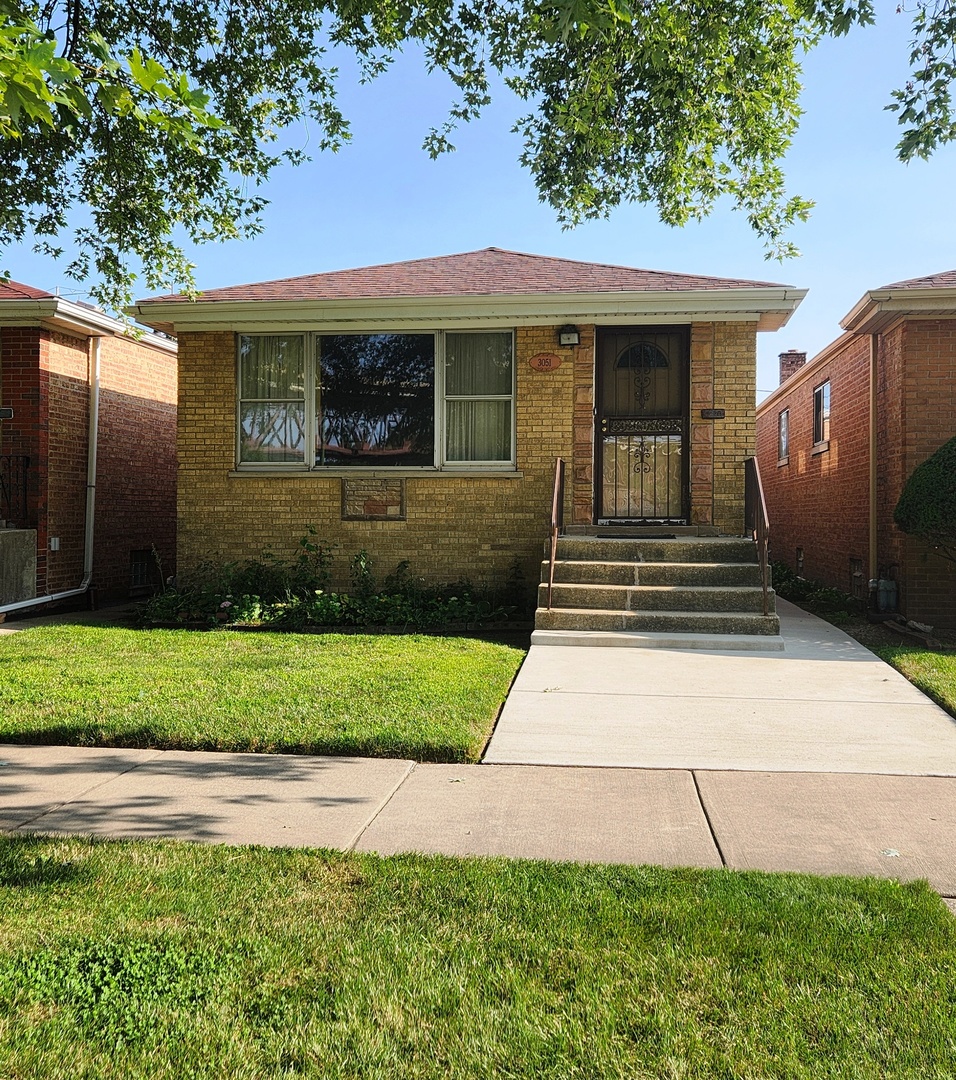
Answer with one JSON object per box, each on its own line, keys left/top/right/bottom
{"left": 557, "top": 325, "right": 580, "bottom": 347}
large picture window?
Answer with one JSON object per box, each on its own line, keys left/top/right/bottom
{"left": 316, "top": 334, "right": 435, "bottom": 466}
{"left": 237, "top": 330, "right": 515, "bottom": 468}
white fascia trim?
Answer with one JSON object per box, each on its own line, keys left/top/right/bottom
{"left": 130, "top": 287, "right": 807, "bottom": 335}
{"left": 0, "top": 297, "right": 177, "bottom": 351}
{"left": 841, "top": 286, "right": 956, "bottom": 333}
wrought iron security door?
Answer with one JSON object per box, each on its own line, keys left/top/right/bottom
{"left": 596, "top": 327, "right": 689, "bottom": 523}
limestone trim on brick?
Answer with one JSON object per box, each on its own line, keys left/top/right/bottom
{"left": 227, "top": 469, "right": 526, "bottom": 478}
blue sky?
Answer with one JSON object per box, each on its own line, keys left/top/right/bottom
{"left": 5, "top": 3, "right": 955, "bottom": 401}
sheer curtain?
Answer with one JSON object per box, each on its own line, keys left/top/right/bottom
{"left": 238, "top": 335, "right": 305, "bottom": 463}
{"left": 445, "top": 333, "right": 513, "bottom": 462}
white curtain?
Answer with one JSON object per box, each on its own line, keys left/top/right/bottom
{"left": 445, "top": 334, "right": 512, "bottom": 461}
{"left": 239, "top": 335, "right": 305, "bottom": 462}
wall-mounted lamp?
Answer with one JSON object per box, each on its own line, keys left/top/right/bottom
{"left": 557, "top": 325, "right": 580, "bottom": 347}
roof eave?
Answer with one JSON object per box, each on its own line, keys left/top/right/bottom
{"left": 841, "top": 286, "right": 956, "bottom": 333}
{"left": 0, "top": 296, "right": 177, "bottom": 350}
{"left": 130, "top": 287, "right": 807, "bottom": 335}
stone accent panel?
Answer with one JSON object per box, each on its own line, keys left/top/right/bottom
{"left": 342, "top": 478, "right": 405, "bottom": 521}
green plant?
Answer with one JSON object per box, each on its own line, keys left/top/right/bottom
{"left": 894, "top": 435, "right": 956, "bottom": 563}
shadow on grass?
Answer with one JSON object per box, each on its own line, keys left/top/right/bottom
{"left": 0, "top": 833, "right": 90, "bottom": 888}
{"left": 0, "top": 725, "right": 472, "bottom": 762}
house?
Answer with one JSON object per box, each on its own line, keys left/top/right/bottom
{"left": 130, "top": 248, "right": 804, "bottom": 635}
{"left": 755, "top": 270, "right": 956, "bottom": 628}
{"left": 0, "top": 282, "right": 177, "bottom": 614}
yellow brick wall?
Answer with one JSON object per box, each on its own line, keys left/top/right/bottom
{"left": 176, "top": 321, "right": 755, "bottom": 587}
{"left": 177, "top": 329, "right": 580, "bottom": 589}
{"left": 689, "top": 322, "right": 755, "bottom": 534}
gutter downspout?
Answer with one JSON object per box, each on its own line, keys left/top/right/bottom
{"left": 868, "top": 333, "right": 878, "bottom": 587}
{"left": 0, "top": 335, "right": 101, "bottom": 616}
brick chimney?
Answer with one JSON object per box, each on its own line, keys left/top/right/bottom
{"left": 779, "top": 350, "right": 807, "bottom": 385}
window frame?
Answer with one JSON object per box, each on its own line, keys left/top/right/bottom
{"left": 812, "top": 380, "right": 830, "bottom": 448}
{"left": 235, "top": 329, "right": 517, "bottom": 471}
{"left": 777, "top": 408, "right": 789, "bottom": 464}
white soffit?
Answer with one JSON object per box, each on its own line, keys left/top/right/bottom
{"left": 841, "top": 287, "right": 956, "bottom": 334}
{"left": 0, "top": 297, "right": 177, "bottom": 351}
{"left": 130, "top": 287, "right": 808, "bottom": 336}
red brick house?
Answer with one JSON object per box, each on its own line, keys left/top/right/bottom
{"left": 131, "top": 248, "right": 804, "bottom": 639}
{"left": 756, "top": 270, "right": 956, "bottom": 628}
{"left": 0, "top": 281, "right": 178, "bottom": 613}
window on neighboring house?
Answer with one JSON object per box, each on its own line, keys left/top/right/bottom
{"left": 777, "top": 408, "right": 789, "bottom": 461}
{"left": 813, "top": 381, "right": 830, "bottom": 446}
{"left": 238, "top": 331, "right": 515, "bottom": 468}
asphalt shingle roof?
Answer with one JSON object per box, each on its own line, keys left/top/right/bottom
{"left": 139, "top": 248, "right": 792, "bottom": 304}
{"left": 879, "top": 269, "right": 956, "bottom": 290}
{"left": 0, "top": 280, "right": 55, "bottom": 301}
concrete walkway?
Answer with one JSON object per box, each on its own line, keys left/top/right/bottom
{"left": 484, "top": 598, "right": 956, "bottom": 774}
{"left": 1, "top": 600, "right": 954, "bottom": 908}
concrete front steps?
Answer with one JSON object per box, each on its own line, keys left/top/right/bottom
{"left": 534, "top": 532, "right": 782, "bottom": 650}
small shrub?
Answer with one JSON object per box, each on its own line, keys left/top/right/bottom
{"left": 140, "top": 532, "right": 521, "bottom": 630}
{"left": 894, "top": 435, "right": 956, "bottom": 562}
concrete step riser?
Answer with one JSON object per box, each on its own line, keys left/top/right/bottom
{"left": 539, "top": 583, "right": 773, "bottom": 613}
{"left": 541, "top": 560, "right": 765, "bottom": 587}
{"left": 556, "top": 538, "right": 758, "bottom": 563}
{"left": 535, "top": 609, "right": 781, "bottom": 635}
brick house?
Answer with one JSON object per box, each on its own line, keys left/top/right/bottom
{"left": 0, "top": 281, "right": 177, "bottom": 612}
{"left": 131, "top": 248, "right": 804, "bottom": 628}
{"left": 756, "top": 270, "right": 956, "bottom": 628}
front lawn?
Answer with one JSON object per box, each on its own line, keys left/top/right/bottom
{"left": 874, "top": 644, "right": 956, "bottom": 718}
{"left": 0, "top": 836, "right": 953, "bottom": 1079}
{"left": 0, "top": 625, "right": 525, "bottom": 762}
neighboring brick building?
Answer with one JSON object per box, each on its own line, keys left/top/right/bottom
{"left": 756, "top": 271, "right": 956, "bottom": 627}
{"left": 131, "top": 248, "right": 804, "bottom": 590}
{"left": 0, "top": 282, "right": 177, "bottom": 611}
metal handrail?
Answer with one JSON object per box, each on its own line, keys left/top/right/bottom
{"left": 744, "top": 456, "right": 770, "bottom": 617}
{"left": 547, "top": 457, "right": 565, "bottom": 610}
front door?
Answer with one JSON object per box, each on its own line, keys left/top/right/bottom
{"left": 596, "top": 327, "right": 689, "bottom": 523}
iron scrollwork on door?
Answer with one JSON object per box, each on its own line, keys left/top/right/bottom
{"left": 601, "top": 417, "right": 685, "bottom": 436}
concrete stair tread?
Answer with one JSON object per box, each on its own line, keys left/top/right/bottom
{"left": 545, "top": 582, "right": 768, "bottom": 593}
{"left": 544, "top": 561, "right": 763, "bottom": 574}
{"left": 530, "top": 629, "right": 786, "bottom": 651}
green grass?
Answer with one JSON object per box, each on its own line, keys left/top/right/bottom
{"left": 0, "top": 625, "right": 525, "bottom": 762}
{"left": 875, "top": 645, "right": 956, "bottom": 718}
{"left": 0, "top": 836, "right": 953, "bottom": 1079}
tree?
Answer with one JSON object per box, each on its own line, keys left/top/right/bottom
{"left": 894, "top": 435, "right": 956, "bottom": 563}
{"left": 0, "top": 0, "right": 953, "bottom": 310}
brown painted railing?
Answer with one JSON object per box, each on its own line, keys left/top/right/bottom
{"left": 0, "top": 454, "right": 29, "bottom": 526}
{"left": 744, "top": 456, "right": 770, "bottom": 616}
{"left": 547, "top": 457, "right": 566, "bottom": 610}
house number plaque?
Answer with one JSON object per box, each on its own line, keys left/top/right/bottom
{"left": 529, "top": 353, "right": 563, "bottom": 372}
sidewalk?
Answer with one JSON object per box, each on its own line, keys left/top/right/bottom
{"left": 1, "top": 600, "right": 954, "bottom": 908}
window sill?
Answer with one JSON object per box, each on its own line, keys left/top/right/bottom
{"left": 777, "top": 456, "right": 789, "bottom": 467}
{"left": 811, "top": 441, "right": 830, "bottom": 456}
{"left": 229, "top": 467, "right": 524, "bottom": 479}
